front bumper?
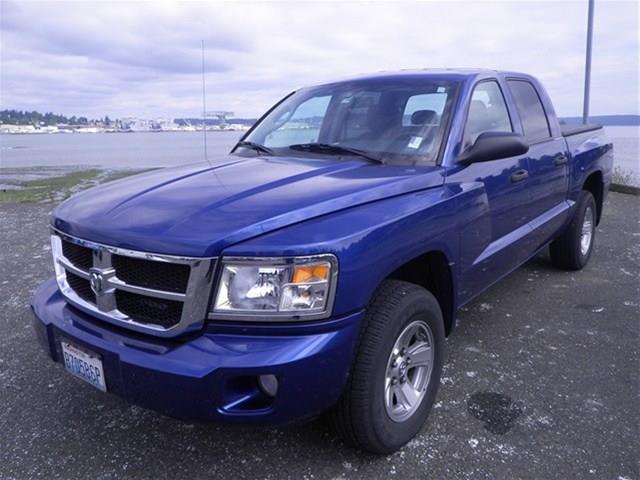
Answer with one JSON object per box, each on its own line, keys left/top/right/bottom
{"left": 32, "top": 278, "right": 364, "bottom": 424}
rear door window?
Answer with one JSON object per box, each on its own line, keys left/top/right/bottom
{"left": 507, "top": 80, "right": 551, "bottom": 143}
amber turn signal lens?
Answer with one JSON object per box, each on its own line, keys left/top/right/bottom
{"left": 292, "top": 264, "right": 330, "bottom": 283}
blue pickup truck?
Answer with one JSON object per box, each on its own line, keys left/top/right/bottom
{"left": 32, "top": 69, "right": 613, "bottom": 453}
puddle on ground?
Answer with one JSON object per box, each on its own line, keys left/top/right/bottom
{"left": 467, "top": 391, "right": 523, "bottom": 434}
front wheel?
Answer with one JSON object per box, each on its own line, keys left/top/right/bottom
{"left": 329, "top": 280, "right": 445, "bottom": 454}
{"left": 550, "top": 190, "right": 597, "bottom": 270}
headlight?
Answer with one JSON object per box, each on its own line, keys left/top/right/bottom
{"left": 211, "top": 255, "right": 338, "bottom": 321}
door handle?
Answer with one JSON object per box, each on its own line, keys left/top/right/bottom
{"left": 510, "top": 169, "right": 529, "bottom": 183}
{"left": 554, "top": 154, "right": 569, "bottom": 166}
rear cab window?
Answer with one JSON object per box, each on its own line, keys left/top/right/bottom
{"left": 402, "top": 92, "right": 447, "bottom": 127}
{"left": 507, "top": 80, "right": 551, "bottom": 143}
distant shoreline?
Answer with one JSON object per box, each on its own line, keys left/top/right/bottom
{"left": 0, "top": 129, "right": 246, "bottom": 136}
{"left": 1, "top": 123, "right": 638, "bottom": 136}
{"left": 1, "top": 114, "right": 638, "bottom": 136}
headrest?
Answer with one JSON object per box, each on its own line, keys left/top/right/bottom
{"left": 466, "top": 100, "right": 495, "bottom": 138}
{"left": 411, "top": 109, "right": 437, "bottom": 125}
{"left": 367, "top": 95, "right": 403, "bottom": 132}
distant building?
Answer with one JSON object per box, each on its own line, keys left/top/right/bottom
{"left": 120, "top": 117, "right": 152, "bottom": 132}
{"left": 226, "top": 123, "right": 252, "bottom": 131}
{"left": 152, "top": 118, "right": 178, "bottom": 131}
{"left": 0, "top": 124, "right": 37, "bottom": 134}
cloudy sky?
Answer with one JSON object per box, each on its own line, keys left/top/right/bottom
{"left": 1, "top": 0, "right": 638, "bottom": 120}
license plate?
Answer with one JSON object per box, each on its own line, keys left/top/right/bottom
{"left": 61, "top": 341, "right": 107, "bottom": 392}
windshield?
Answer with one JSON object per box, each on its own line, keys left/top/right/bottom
{"left": 240, "top": 78, "right": 459, "bottom": 165}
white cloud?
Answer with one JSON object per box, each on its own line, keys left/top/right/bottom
{"left": 1, "top": 0, "right": 638, "bottom": 118}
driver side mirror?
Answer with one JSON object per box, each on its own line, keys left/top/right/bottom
{"left": 458, "top": 131, "right": 529, "bottom": 164}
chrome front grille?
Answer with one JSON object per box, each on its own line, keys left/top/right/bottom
{"left": 51, "top": 230, "right": 216, "bottom": 337}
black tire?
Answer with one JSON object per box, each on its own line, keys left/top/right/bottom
{"left": 550, "top": 190, "right": 597, "bottom": 271}
{"left": 329, "top": 280, "right": 445, "bottom": 454}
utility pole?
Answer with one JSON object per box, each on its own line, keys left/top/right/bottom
{"left": 582, "top": 0, "right": 595, "bottom": 124}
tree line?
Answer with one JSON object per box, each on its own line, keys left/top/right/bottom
{"left": 0, "top": 110, "right": 112, "bottom": 126}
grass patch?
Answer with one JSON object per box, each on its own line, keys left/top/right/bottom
{"left": 100, "top": 169, "right": 156, "bottom": 183}
{"left": 0, "top": 168, "right": 156, "bottom": 204}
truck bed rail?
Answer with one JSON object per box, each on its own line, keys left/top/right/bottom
{"left": 561, "top": 124, "right": 603, "bottom": 137}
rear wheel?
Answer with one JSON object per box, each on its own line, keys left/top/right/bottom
{"left": 330, "top": 280, "right": 445, "bottom": 454}
{"left": 550, "top": 190, "right": 597, "bottom": 270}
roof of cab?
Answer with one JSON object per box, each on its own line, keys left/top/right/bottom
{"left": 308, "top": 68, "right": 535, "bottom": 87}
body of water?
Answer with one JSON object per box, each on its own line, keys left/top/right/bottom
{"left": 0, "top": 131, "right": 244, "bottom": 169}
{"left": 1, "top": 127, "right": 638, "bottom": 184}
{"left": 603, "top": 126, "right": 640, "bottom": 185}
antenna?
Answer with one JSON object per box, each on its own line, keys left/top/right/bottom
{"left": 201, "top": 40, "right": 209, "bottom": 164}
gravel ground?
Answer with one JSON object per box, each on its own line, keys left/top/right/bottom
{"left": 1, "top": 192, "right": 638, "bottom": 480}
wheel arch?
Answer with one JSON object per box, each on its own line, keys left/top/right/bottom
{"left": 582, "top": 170, "right": 604, "bottom": 225}
{"left": 386, "top": 250, "right": 456, "bottom": 336}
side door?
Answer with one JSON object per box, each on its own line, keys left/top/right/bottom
{"left": 449, "top": 80, "right": 533, "bottom": 302}
{"left": 506, "top": 79, "right": 570, "bottom": 249}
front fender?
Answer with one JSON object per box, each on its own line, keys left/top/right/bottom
{"left": 222, "top": 187, "right": 460, "bottom": 317}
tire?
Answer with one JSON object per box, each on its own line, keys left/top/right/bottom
{"left": 550, "top": 190, "right": 597, "bottom": 271}
{"left": 329, "top": 280, "right": 445, "bottom": 454}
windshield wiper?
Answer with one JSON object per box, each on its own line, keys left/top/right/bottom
{"left": 288, "top": 143, "right": 384, "bottom": 164}
{"left": 236, "top": 141, "right": 274, "bottom": 155}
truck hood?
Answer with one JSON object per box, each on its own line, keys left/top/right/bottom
{"left": 53, "top": 156, "right": 444, "bottom": 257}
